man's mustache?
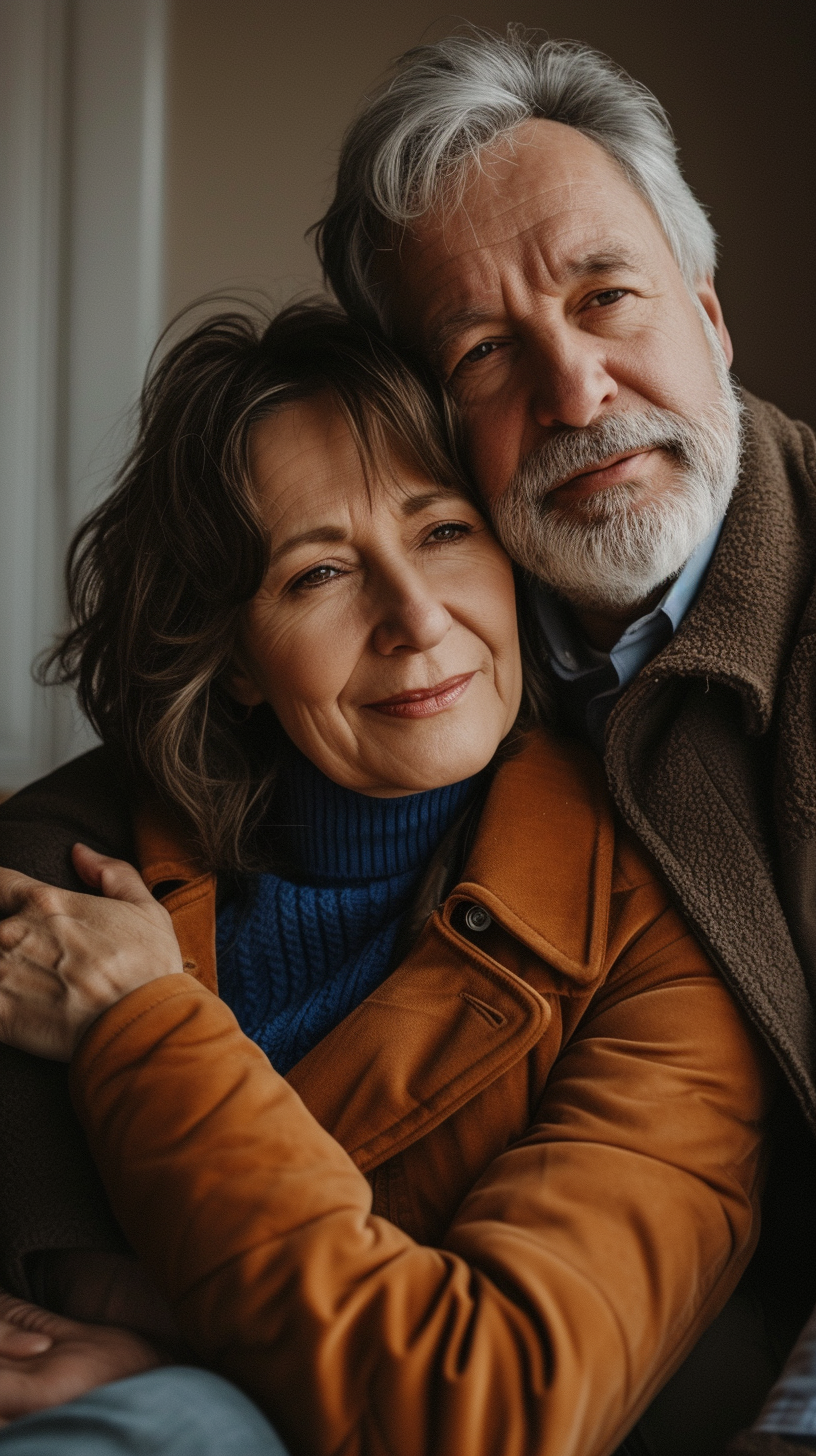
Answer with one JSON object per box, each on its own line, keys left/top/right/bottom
{"left": 513, "top": 409, "right": 690, "bottom": 499}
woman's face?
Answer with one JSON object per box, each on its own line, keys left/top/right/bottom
{"left": 229, "top": 395, "right": 523, "bottom": 796}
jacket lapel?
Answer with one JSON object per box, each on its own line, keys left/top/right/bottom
{"left": 450, "top": 732, "right": 613, "bottom": 984}
{"left": 287, "top": 732, "right": 613, "bottom": 1167}
{"left": 285, "top": 919, "right": 552, "bottom": 1173}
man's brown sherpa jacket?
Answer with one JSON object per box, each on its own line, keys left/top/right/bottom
{"left": 604, "top": 392, "right": 816, "bottom": 1121}
{"left": 0, "top": 390, "right": 814, "bottom": 1303}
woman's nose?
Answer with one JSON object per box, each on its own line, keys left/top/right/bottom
{"left": 370, "top": 572, "right": 452, "bottom": 656}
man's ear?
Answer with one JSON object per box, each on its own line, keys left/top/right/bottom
{"left": 696, "top": 277, "right": 734, "bottom": 366}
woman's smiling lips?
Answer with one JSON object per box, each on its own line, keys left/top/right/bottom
{"left": 365, "top": 673, "right": 476, "bottom": 718}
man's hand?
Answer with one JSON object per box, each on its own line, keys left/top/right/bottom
{"left": 0, "top": 1290, "right": 163, "bottom": 1424}
{"left": 0, "top": 845, "right": 183, "bottom": 1061}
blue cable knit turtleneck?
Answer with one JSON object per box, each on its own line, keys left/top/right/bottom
{"left": 216, "top": 751, "right": 475, "bottom": 1074}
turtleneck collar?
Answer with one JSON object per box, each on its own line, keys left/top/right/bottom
{"left": 279, "top": 748, "right": 476, "bottom": 884}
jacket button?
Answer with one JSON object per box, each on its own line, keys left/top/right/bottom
{"left": 464, "top": 905, "right": 492, "bottom": 933}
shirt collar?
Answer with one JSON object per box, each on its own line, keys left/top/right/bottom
{"left": 657, "top": 518, "right": 724, "bottom": 633}
{"left": 532, "top": 518, "right": 724, "bottom": 693}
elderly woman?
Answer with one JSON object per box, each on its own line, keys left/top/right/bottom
{"left": 0, "top": 304, "right": 768, "bottom": 1456}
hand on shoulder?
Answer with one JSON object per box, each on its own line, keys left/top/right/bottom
{"left": 0, "top": 845, "right": 183, "bottom": 1061}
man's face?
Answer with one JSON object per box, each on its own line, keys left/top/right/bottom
{"left": 388, "top": 119, "right": 739, "bottom": 610}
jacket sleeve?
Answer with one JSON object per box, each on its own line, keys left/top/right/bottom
{"left": 69, "top": 926, "right": 770, "bottom": 1456}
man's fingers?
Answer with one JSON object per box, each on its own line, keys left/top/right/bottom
{"left": 71, "top": 845, "right": 154, "bottom": 908}
{"left": 0, "top": 1295, "right": 61, "bottom": 1352}
{"left": 0, "top": 853, "right": 182, "bottom": 1061}
{"left": 0, "top": 1326, "right": 52, "bottom": 1358}
{"left": 0, "top": 868, "right": 46, "bottom": 919}
{"left": 0, "top": 917, "right": 26, "bottom": 954}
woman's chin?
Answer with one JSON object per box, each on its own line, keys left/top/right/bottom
{"left": 347, "top": 722, "right": 509, "bottom": 797}
{"left": 290, "top": 690, "right": 520, "bottom": 798}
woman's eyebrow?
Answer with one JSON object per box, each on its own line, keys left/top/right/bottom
{"left": 268, "top": 525, "right": 348, "bottom": 567}
{"left": 400, "top": 488, "right": 461, "bottom": 516}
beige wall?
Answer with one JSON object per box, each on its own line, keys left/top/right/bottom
{"left": 165, "top": 0, "right": 816, "bottom": 420}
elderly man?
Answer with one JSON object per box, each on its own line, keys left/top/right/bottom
{"left": 311, "top": 27, "right": 816, "bottom": 1456}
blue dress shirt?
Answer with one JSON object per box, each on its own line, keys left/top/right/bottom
{"left": 530, "top": 521, "right": 724, "bottom": 753}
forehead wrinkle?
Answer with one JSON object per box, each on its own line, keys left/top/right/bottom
{"left": 438, "top": 174, "right": 625, "bottom": 254}
{"left": 268, "top": 524, "right": 348, "bottom": 568}
{"left": 425, "top": 233, "right": 653, "bottom": 365}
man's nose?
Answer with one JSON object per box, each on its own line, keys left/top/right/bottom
{"left": 526, "top": 325, "right": 618, "bottom": 429}
{"left": 370, "top": 570, "right": 452, "bottom": 656}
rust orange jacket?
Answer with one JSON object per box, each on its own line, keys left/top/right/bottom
{"left": 69, "top": 730, "right": 771, "bottom": 1456}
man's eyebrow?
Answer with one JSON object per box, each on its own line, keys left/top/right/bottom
{"left": 268, "top": 525, "right": 347, "bottom": 567}
{"left": 428, "top": 249, "right": 648, "bottom": 364}
{"left": 428, "top": 306, "right": 497, "bottom": 367}
{"left": 562, "top": 247, "right": 647, "bottom": 279}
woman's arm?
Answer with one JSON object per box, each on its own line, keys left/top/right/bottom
{"left": 68, "top": 964, "right": 768, "bottom": 1456}
{"left": 0, "top": 850, "right": 770, "bottom": 1456}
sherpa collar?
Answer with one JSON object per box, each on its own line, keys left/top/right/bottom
{"left": 643, "top": 392, "right": 816, "bottom": 735}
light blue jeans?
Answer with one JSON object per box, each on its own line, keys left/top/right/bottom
{"left": 0, "top": 1366, "right": 288, "bottom": 1455}
{"left": 6, "top": 1308, "right": 815, "bottom": 1455}
{"left": 756, "top": 1302, "right": 816, "bottom": 1441}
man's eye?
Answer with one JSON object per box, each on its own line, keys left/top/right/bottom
{"left": 291, "top": 564, "right": 343, "bottom": 590}
{"left": 459, "top": 340, "right": 499, "bottom": 367}
{"left": 591, "top": 289, "right": 627, "bottom": 307}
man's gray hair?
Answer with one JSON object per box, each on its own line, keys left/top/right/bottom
{"left": 314, "top": 26, "right": 717, "bottom": 327}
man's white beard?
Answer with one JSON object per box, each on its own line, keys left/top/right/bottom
{"left": 490, "top": 328, "right": 744, "bottom": 611}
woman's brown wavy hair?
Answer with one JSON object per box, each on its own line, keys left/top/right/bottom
{"left": 43, "top": 301, "right": 547, "bottom": 873}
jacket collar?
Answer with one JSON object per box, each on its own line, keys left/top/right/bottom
{"left": 133, "top": 731, "right": 613, "bottom": 993}
{"left": 132, "top": 731, "right": 614, "bottom": 1165}
{"left": 134, "top": 794, "right": 208, "bottom": 893}
{"left": 449, "top": 730, "right": 613, "bottom": 984}
{"left": 640, "top": 392, "right": 816, "bottom": 735}
{"left": 133, "top": 796, "right": 218, "bottom": 993}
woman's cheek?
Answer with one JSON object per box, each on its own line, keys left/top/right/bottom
{"left": 455, "top": 551, "right": 518, "bottom": 651}
{"left": 477, "top": 567, "right": 523, "bottom": 721}
{"left": 261, "top": 598, "right": 361, "bottom": 720}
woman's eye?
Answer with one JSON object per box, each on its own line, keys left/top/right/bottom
{"left": 425, "top": 521, "right": 471, "bottom": 545}
{"left": 291, "top": 564, "right": 344, "bottom": 591}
